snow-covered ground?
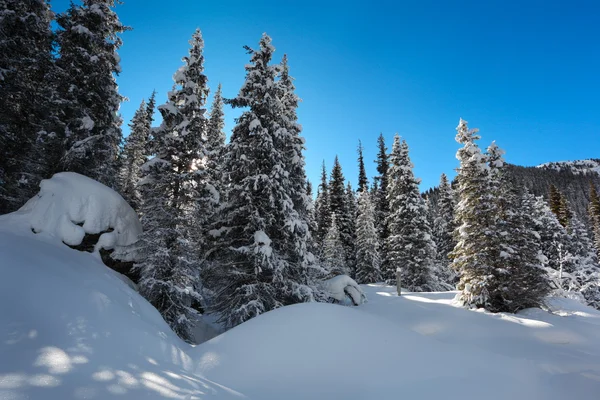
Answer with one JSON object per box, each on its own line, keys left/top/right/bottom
{"left": 1, "top": 222, "right": 600, "bottom": 399}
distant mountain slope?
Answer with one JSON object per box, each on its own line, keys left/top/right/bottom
{"left": 424, "top": 159, "right": 600, "bottom": 227}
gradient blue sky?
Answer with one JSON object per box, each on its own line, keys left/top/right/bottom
{"left": 53, "top": 0, "right": 600, "bottom": 190}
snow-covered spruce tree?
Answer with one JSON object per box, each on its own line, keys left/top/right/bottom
{"left": 205, "top": 82, "right": 226, "bottom": 199}
{"left": 314, "top": 161, "right": 332, "bottom": 245}
{"left": 493, "top": 173, "right": 550, "bottom": 312}
{"left": 589, "top": 184, "right": 600, "bottom": 257}
{"left": 322, "top": 213, "right": 348, "bottom": 276}
{"left": 136, "top": 29, "right": 211, "bottom": 342}
{"left": 531, "top": 195, "right": 571, "bottom": 277}
{"left": 305, "top": 180, "right": 318, "bottom": 240}
{"left": 0, "top": 0, "right": 56, "bottom": 213}
{"left": 549, "top": 184, "right": 563, "bottom": 222}
{"left": 357, "top": 140, "right": 369, "bottom": 192}
{"left": 117, "top": 93, "right": 155, "bottom": 210}
{"left": 433, "top": 173, "right": 457, "bottom": 283}
{"left": 204, "top": 34, "right": 324, "bottom": 329}
{"left": 385, "top": 135, "right": 436, "bottom": 290}
{"left": 54, "top": 0, "right": 129, "bottom": 187}
{"left": 329, "top": 156, "right": 356, "bottom": 272}
{"left": 451, "top": 119, "right": 499, "bottom": 309}
{"left": 566, "top": 216, "right": 600, "bottom": 309}
{"left": 355, "top": 189, "right": 382, "bottom": 283}
{"left": 373, "top": 133, "right": 391, "bottom": 273}
{"left": 558, "top": 194, "right": 573, "bottom": 228}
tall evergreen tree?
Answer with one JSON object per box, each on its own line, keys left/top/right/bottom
{"left": 117, "top": 95, "right": 155, "bottom": 210}
{"left": 433, "top": 173, "right": 456, "bottom": 268}
{"left": 451, "top": 119, "right": 499, "bottom": 309}
{"left": 54, "top": 0, "right": 129, "bottom": 187}
{"left": 355, "top": 189, "right": 382, "bottom": 284}
{"left": 373, "top": 133, "right": 390, "bottom": 243}
{"left": 328, "top": 156, "right": 356, "bottom": 272}
{"left": 589, "top": 184, "right": 600, "bottom": 257}
{"left": 566, "top": 216, "right": 600, "bottom": 309}
{"left": 357, "top": 140, "right": 368, "bottom": 192}
{"left": 385, "top": 135, "right": 436, "bottom": 290}
{"left": 314, "top": 161, "right": 331, "bottom": 245}
{"left": 205, "top": 82, "right": 226, "bottom": 207}
{"left": 549, "top": 184, "right": 563, "bottom": 221}
{"left": 558, "top": 194, "right": 573, "bottom": 228}
{"left": 136, "top": 29, "right": 211, "bottom": 342}
{"left": 0, "top": 0, "right": 56, "bottom": 212}
{"left": 204, "top": 34, "right": 324, "bottom": 329}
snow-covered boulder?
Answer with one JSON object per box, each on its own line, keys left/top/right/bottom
{"left": 9, "top": 172, "right": 142, "bottom": 256}
{"left": 323, "top": 275, "right": 366, "bottom": 305}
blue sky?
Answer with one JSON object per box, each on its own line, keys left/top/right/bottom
{"left": 53, "top": 0, "right": 600, "bottom": 191}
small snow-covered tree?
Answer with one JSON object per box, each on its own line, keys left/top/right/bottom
{"left": 355, "top": 189, "right": 382, "bottom": 283}
{"left": 55, "top": 0, "right": 129, "bottom": 187}
{"left": 204, "top": 34, "right": 324, "bottom": 329}
{"left": 589, "top": 184, "right": 600, "bottom": 258}
{"left": 566, "top": 216, "right": 600, "bottom": 309}
{"left": 322, "top": 213, "right": 348, "bottom": 276}
{"left": 117, "top": 94, "right": 155, "bottom": 210}
{"left": 385, "top": 135, "right": 436, "bottom": 290}
{"left": 205, "top": 82, "right": 225, "bottom": 201}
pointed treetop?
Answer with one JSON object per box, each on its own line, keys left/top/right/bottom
{"left": 357, "top": 140, "right": 368, "bottom": 192}
{"left": 455, "top": 118, "right": 481, "bottom": 144}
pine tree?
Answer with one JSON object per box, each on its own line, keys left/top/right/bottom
{"left": 0, "top": 0, "right": 56, "bottom": 212}
{"left": 204, "top": 34, "right": 324, "bottom": 329}
{"left": 314, "top": 161, "right": 332, "bottom": 245}
{"left": 385, "top": 135, "right": 436, "bottom": 290}
{"left": 305, "top": 180, "right": 318, "bottom": 239}
{"left": 558, "top": 194, "right": 573, "bottom": 227}
{"left": 589, "top": 183, "right": 600, "bottom": 257}
{"left": 355, "top": 189, "right": 382, "bottom": 283}
{"left": 451, "top": 119, "right": 499, "bottom": 309}
{"left": 373, "top": 133, "right": 390, "bottom": 246}
{"left": 357, "top": 140, "right": 368, "bottom": 192}
{"left": 549, "top": 184, "right": 563, "bottom": 221}
{"left": 566, "top": 216, "right": 600, "bottom": 309}
{"left": 322, "top": 213, "right": 348, "bottom": 276}
{"left": 117, "top": 95, "right": 155, "bottom": 210}
{"left": 433, "top": 173, "right": 456, "bottom": 273}
{"left": 328, "top": 156, "right": 355, "bottom": 272}
{"left": 136, "top": 29, "right": 211, "bottom": 342}
{"left": 54, "top": 0, "right": 129, "bottom": 187}
{"left": 531, "top": 195, "right": 570, "bottom": 277}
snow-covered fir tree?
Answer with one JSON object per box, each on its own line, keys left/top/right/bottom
{"left": 117, "top": 92, "right": 155, "bottom": 210}
{"left": 565, "top": 216, "right": 600, "bottom": 309}
{"left": 373, "top": 133, "right": 390, "bottom": 273}
{"left": 357, "top": 140, "right": 369, "bottom": 192}
{"left": 328, "top": 156, "right": 356, "bottom": 273}
{"left": 322, "top": 213, "right": 348, "bottom": 276}
{"left": 589, "top": 184, "right": 600, "bottom": 257}
{"left": 433, "top": 173, "right": 457, "bottom": 284}
{"left": 204, "top": 34, "right": 325, "bottom": 329}
{"left": 385, "top": 135, "right": 436, "bottom": 290}
{"left": 205, "top": 82, "right": 226, "bottom": 200}
{"left": 314, "top": 161, "right": 332, "bottom": 245}
{"left": 493, "top": 174, "right": 550, "bottom": 312}
{"left": 54, "top": 0, "right": 129, "bottom": 187}
{"left": 136, "top": 29, "right": 211, "bottom": 342}
{"left": 355, "top": 189, "right": 382, "bottom": 283}
{"left": 531, "top": 194, "right": 570, "bottom": 276}
{"left": 0, "top": 0, "right": 56, "bottom": 213}
{"left": 451, "top": 119, "right": 500, "bottom": 309}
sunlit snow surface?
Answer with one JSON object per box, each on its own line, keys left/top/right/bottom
{"left": 1, "top": 222, "right": 600, "bottom": 399}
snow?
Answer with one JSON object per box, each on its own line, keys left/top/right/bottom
{"left": 537, "top": 159, "right": 600, "bottom": 176}
{"left": 1, "top": 219, "right": 600, "bottom": 399}
{"left": 1, "top": 172, "right": 142, "bottom": 256}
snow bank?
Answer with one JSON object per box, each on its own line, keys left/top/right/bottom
{"left": 1, "top": 223, "right": 599, "bottom": 399}
{"left": 8, "top": 172, "right": 142, "bottom": 255}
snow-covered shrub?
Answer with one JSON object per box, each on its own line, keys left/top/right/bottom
{"left": 323, "top": 275, "right": 367, "bottom": 306}
{"left": 18, "top": 172, "right": 142, "bottom": 257}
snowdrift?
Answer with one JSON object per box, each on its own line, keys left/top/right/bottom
{"left": 1, "top": 221, "right": 600, "bottom": 399}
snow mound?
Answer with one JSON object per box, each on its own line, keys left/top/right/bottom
{"left": 323, "top": 274, "right": 366, "bottom": 305}
{"left": 5, "top": 172, "right": 142, "bottom": 255}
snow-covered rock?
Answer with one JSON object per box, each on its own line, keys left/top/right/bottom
{"left": 1, "top": 172, "right": 142, "bottom": 257}
{"left": 323, "top": 274, "right": 366, "bottom": 305}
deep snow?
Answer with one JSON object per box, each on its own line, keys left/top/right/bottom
{"left": 1, "top": 221, "right": 600, "bottom": 399}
